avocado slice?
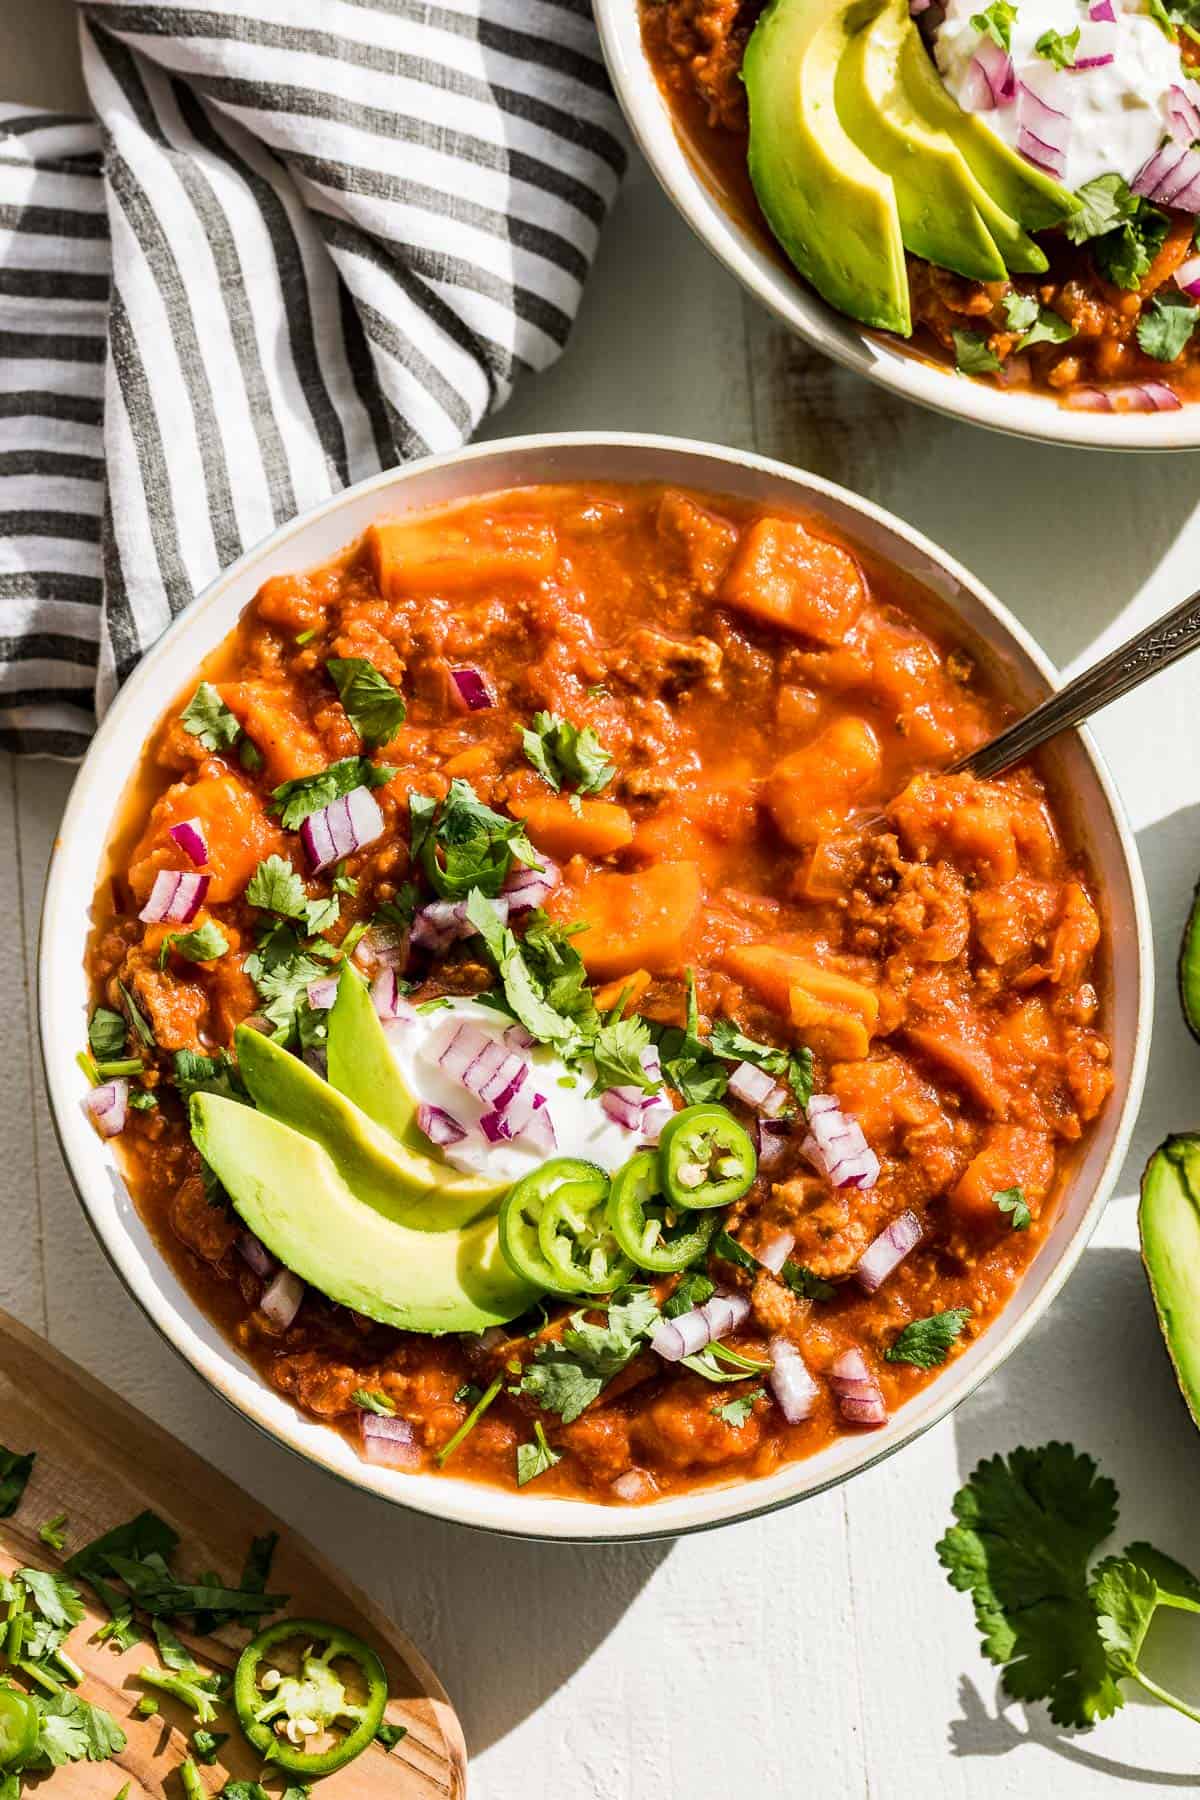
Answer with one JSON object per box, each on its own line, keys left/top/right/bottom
{"left": 1140, "top": 1136, "right": 1200, "bottom": 1432}
{"left": 191, "top": 1094, "right": 538, "bottom": 1333}
{"left": 838, "top": 0, "right": 1033, "bottom": 281}
{"left": 744, "top": 0, "right": 911, "bottom": 335}
{"left": 235, "top": 1023, "right": 498, "bottom": 1232}
{"left": 898, "top": 26, "right": 1077, "bottom": 243}
{"left": 1179, "top": 883, "right": 1200, "bottom": 1044}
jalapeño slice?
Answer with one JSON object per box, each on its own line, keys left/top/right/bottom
{"left": 0, "top": 1688, "right": 38, "bottom": 1770}
{"left": 537, "top": 1173, "right": 634, "bottom": 1295}
{"left": 608, "top": 1149, "right": 720, "bottom": 1273}
{"left": 499, "top": 1158, "right": 612, "bottom": 1296}
{"left": 659, "top": 1104, "right": 757, "bottom": 1209}
{"left": 234, "top": 1617, "right": 388, "bottom": 1777}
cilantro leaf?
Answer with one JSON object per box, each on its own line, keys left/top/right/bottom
{"left": 246, "top": 854, "right": 307, "bottom": 917}
{"left": 519, "top": 1290, "right": 660, "bottom": 1423}
{"left": 520, "top": 711, "right": 615, "bottom": 796}
{"left": 993, "top": 1186, "right": 1032, "bottom": 1230}
{"left": 180, "top": 683, "right": 240, "bottom": 752}
{"left": 781, "top": 1261, "right": 836, "bottom": 1301}
{"left": 516, "top": 1420, "right": 563, "bottom": 1487}
{"left": 220, "top": 1785, "right": 271, "bottom": 1800}
{"left": 885, "top": 1308, "right": 972, "bottom": 1369}
{"left": 410, "top": 780, "right": 539, "bottom": 900}
{"left": 18, "top": 1567, "right": 85, "bottom": 1630}
{"left": 1002, "top": 291, "right": 1074, "bottom": 351}
{"left": 0, "top": 1445, "right": 34, "bottom": 1517}
{"left": 326, "top": 657, "right": 405, "bottom": 747}
{"left": 971, "top": 0, "right": 1016, "bottom": 49}
{"left": 664, "top": 1270, "right": 715, "bottom": 1317}
{"left": 1001, "top": 291, "right": 1039, "bottom": 334}
{"left": 161, "top": 920, "right": 228, "bottom": 967}
{"left": 590, "top": 1012, "right": 656, "bottom": 1094}
{"left": 172, "top": 1048, "right": 246, "bottom": 1106}
{"left": 88, "top": 1007, "right": 127, "bottom": 1061}
{"left": 467, "top": 892, "right": 598, "bottom": 1055}
{"left": 244, "top": 924, "right": 332, "bottom": 1044}
{"left": 1035, "top": 24, "right": 1079, "bottom": 66}
{"left": 713, "top": 1228, "right": 758, "bottom": 1275}
{"left": 1065, "top": 174, "right": 1139, "bottom": 246}
{"left": 713, "top": 1387, "right": 765, "bottom": 1428}
{"left": 1137, "top": 291, "right": 1200, "bottom": 362}
{"left": 708, "top": 1017, "right": 813, "bottom": 1108}
{"left": 651, "top": 970, "right": 728, "bottom": 1105}
{"left": 376, "top": 1721, "right": 408, "bottom": 1751}
{"left": 34, "top": 1689, "right": 126, "bottom": 1765}
{"left": 351, "top": 1389, "right": 395, "bottom": 1416}
{"left": 953, "top": 329, "right": 1003, "bottom": 376}
{"left": 118, "top": 979, "right": 155, "bottom": 1049}
{"left": 1089, "top": 1544, "right": 1200, "bottom": 1725}
{"left": 270, "top": 757, "right": 393, "bottom": 832}
{"left": 937, "top": 1443, "right": 1122, "bottom": 1727}
{"left": 1093, "top": 203, "right": 1169, "bottom": 291}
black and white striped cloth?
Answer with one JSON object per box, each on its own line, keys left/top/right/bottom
{"left": 0, "top": 1, "right": 626, "bottom": 756}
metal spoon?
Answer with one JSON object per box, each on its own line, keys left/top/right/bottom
{"left": 949, "top": 585, "right": 1200, "bottom": 782}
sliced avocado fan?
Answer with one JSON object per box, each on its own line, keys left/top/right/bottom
{"left": 1140, "top": 1136, "right": 1200, "bottom": 1432}
{"left": 1179, "top": 882, "right": 1200, "bottom": 1043}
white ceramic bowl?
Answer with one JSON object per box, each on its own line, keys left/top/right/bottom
{"left": 40, "top": 434, "right": 1151, "bottom": 1541}
{"left": 593, "top": 2, "right": 1200, "bottom": 453}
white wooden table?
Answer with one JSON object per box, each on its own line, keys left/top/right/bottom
{"left": 7, "top": 8, "right": 1200, "bottom": 1796}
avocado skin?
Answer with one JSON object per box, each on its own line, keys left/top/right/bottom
{"left": 1179, "top": 883, "right": 1200, "bottom": 1044}
{"left": 745, "top": 0, "right": 912, "bottom": 335}
{"left": 191, "top": 1092, "right": 538, "bottom": 1333}
{"left": 236, "top": 1022, "right": 498, "bottom": 1232}
{"left": 1140, "top": 1136, "right": 1200, "bottom": 1433}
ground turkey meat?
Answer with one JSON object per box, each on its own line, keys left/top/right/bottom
{"left": 609, "top": 628, "right": 724, "bottom": 698}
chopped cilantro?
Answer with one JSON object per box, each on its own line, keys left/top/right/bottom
{"left": 681, "top": 1341, "right": 771, "bottom": 1382}
{"left": 953, "top": 329, "right": 1003, "bottom": 376}
{"left": 180, "top": 682, "right": 240, "bottom": 752}
{"left": 160, "top": 920, "right": 229, "bottom": 967}
{"left": 128, "top": 1089, "right": 158, "bottom": 1111}
{"left": 192, "top": 1728, "right": 229, "bottom": 1764}
{"left": 664, "top": 1270, "right": 715, "bottom": 1318}
{"left": 376, "top": 1721, "right": 408, "bottom": 1751}
{"left": 516, "top": 1420, "right": 563, "bottom": 1487}
{"left": 1002, "top": 291, "right": 1074, "bottom": 351}
{"left": 993, "top": 1186, "right": 1032, "bottom": 1230}
{"left": 31, "top": 1687, "right": 126, "bottom": 1766}
{"left": 713, "top": 1229, "right": 758, "bottom": 1275}
{"left": 520, "top": 710, "right": 615, "bottom": 797}
{"left": 244, "top": 923, "right": 333, "bottom": 1044}
{"left": 1035, "top": 24, "right": 1079, "bottom": 66}
{"left": 590, "top": 1011, "right": 656, "bottom": 1094}
{"left": 518, "top": 1289, "right": 660, "bottom": 1423}
{"left": 1137, "top": 291, "right": 1200, "bottom": 361}
{"left": 332, "top": 864, "right": 358, "bottom": 896}
{"left": 1064, "top": 174, "right": 1139, "bottom": 245}
{"left": 885, "top": 1308, "right": 972, "bottom": 1369}
{"left": 436, "top": 1373, "right": 503, "bottom": 1465}
{"left": 454, "top": 1382, "right": 484, "bottom": 1406}
{"left": 467, "top": 892, "right": 598, "bottom": 1057}
{"left": 713, "top": 1387, "right": 765, "bottom": 1428}
{"left": 351, "top": 1389, "right": 395, "bottom": 1416}
{"left": 971, "top": 1, "right": 1016, "bottom": 48}
{"left": 246, "top": 854, "right": 339, "bottom": 937}
{"left": 709, "top": 1017, "right": 813, "bottom": 1109}
{"left": 1092, "top": 202, "right": 1168, "bottom": 291}
{"left": 409, "top": 779, "right": 539, "bottom": 900}
{"left": 781, "top": 1261, "right": 836, "bottom": 1301}
{"left": 37, "top": 1512, "right": 69, "bottom": 1553}
{"left": 239, "top": 738, "right": 263, "bottom": 774}
{"left": 651, "top": 970, "right": 728, "bottom": 1105}
{"left": 326, "top": 657, "right": 406, "bottom": 747}
{"left": 87, "top": 1007, "right": 127, "bottom": 1061}
{"left": 270, "top": 757, "right": 393, "bottom": 832}
{"left": 172, "top": 1048, "right": 246, "bottom": 1106}
{"left": 117, "top": 979, "right": 154, "bottom": 1049}
{"left": 0, "top": 1445, "right": 35, "bottom": 1516}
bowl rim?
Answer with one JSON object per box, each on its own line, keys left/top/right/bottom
{"left": 39, "top": 430, "right": 1153, "bottom": 1543}
{"left": 592, "top": 0, "right": 1200, "bottom": 454}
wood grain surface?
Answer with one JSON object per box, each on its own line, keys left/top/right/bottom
{"left": 0, "top": 1309, "right": 466, "bottom": 1799}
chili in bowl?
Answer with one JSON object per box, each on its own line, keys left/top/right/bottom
{"left": 40, "top": 434, "right": 1151, "bottom": 1542}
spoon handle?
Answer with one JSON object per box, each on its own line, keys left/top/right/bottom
{"left": 950, "top": 586, "right": 1200, "bottom": 782}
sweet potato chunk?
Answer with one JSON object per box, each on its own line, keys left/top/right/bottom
{"left": 721, "top": 517, "right": 866, "bottom": 644}
{"left": 904, "top": 1025, "right": 1009, "bottom": 1119}
{"left": 511, "top": 795, "right": 634, "bottom": 861}
{"left": 1047, "top": 882, "right": 1101, "bottom": 990}
{"left": 764, "top": 717, "right": 882, "bottom": 849}
{"left": 128, "top": 774, "right": 284, "bottom": 905}
{"left": 368, "top": 513, "right": 557, "bottom": 598}
{"left": 951, "top": 1124, "right": 1055, "bottom": 1227}
{"left": 723, "top": 945, "right": 879, "bottom": 1061}
{"left": 219, "top": 681, "right": 326, "bottom": 787}
{"left": 552, "top": 862, "right": 702, "bottom": 978}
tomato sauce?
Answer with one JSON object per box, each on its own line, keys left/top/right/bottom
{"left": 87, "top": 482, "right": 1113, "bottom": 1505}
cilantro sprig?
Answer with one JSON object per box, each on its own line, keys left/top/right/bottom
{"left": 180, "top": 683, "right": 240, "bottom": 753}
{"left": 885, "top": 1308, "right": 971, "bottom": 1369}
{"left": 520, "top": 711, "right": 615, "bottom": 800}
{"left": 410, "top": 779, "right": 539, "bottom": 900}
{"left": 326, "top": 657, "right": 405, "bottom": 747}
{"left": 270, "top": 757, "right": 393, "bottom": 832}
{"left": 517, "top": 1289, "right": 660, "bottom": 1423}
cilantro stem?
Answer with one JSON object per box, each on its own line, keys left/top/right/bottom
{"left": 76, "top": 1050, "right": 99, "bottom": 1087}
{"left": 436, "top": 1374, "right": 503, "bottom": 1467}
{"left": 1128, "top": 1668, "right": 1200, "bottom": 1727}
{"left": 94, "top": 1058, "right": 145, "bottom": 1079}
{"left": 180, "top": 1759, "right": 204, "bottom": 1800}
{"left": 19, "top": 1657, "right": 62, "bottom": 1695}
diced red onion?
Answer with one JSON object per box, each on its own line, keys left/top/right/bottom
{"left": 1167, "top": 83, "right": 1200, "bottom": 147}
{"left": 503, "top": 1022, "right": 535, "bottom": 1051}
{"left": 1015, "top": 78, "right": 1070, "bottom": 178}
{"left": 963, "top": 37, "right": 1016, "bottom": 111}
{"left": 1176, "top": 254, "right": 1200, "bottom": 300}
{"left": 237, "top": 1232, "right": 277, "bottom": 1279}
{"left": 1073, "top": 50, "right": 1114, "bottom": 68}
{"left": 168, "top": 817, "right": 208, "bottom": 866}
{"left": 1133, "top": 141, "right": 1200, "bottom": 206}
{"left": 1065, "top": 381, "right": 1182, "bottom": 413}
{"left": 448, "top": 665, "right": 495, "bottom": 712}
{"left": 854, "top": 1210, "right": 923, "bottom": 1295}
{"left": 139, "top": 869, "right": 210, "bottom": 925}
{"left": 639, "top": 1097, "right": 674, "bottom": 1145}
{"left": 479, "top": 1091, "right": 555, "bottom": 1150}
{"left": 612, "top": 1468, "right": 657, "bottom": 1504}
{"left": 756, "top": 1118, "right": 792, "bottom": 1170}
{"left": 300, "top": 784, "right": 384, "bottom": 874}
{"left": 438, "top": 1022, "right": 492, "bottom": 1082}
{"left": 1072, "top": 21, "right": 1115, "bottom": 69}
{"left": 769, "top": 1337, "right": 818, "bottom": 1423}
{"left": 85, "top": 1079, "right": 128, "bottom": 1138}
{"left": 360, "top": 1412, "right": 420, "bottom": 1469}
{"left": 370, "top": 969, "right": 417, "bottom": 1023}
{"left": 260, "top": 1267, "right": 305, "bottom": 1330}
{"left": 417, "top": 1102, "right": 468, "bottom": 1147}
{"left": 601, "top": 1087, "right": 649, "bottom": 1132}
{"left": 479, "top": 1326, "right": 507, "bottom": 1352}
{"left": 1088, "top": 0, "right": 1115, "bottom": 18}
{"left": 306, "top": 976, "right": 340, "bottom": 1011}
{"left": 726, "top": 1061, "right": 775, "bottom": 1108}
{"left": 802, "top": 1095, "right": 880, "bottom": 1190}
{"left": 829, "top": 1347, "right": 887, "bottom": 1428}
{"left": 410, "top": 895, "right": 508, "bottom": 952}
{"left": 757, "top": 1230, "right": 795, "bottom": 1275}
{"left": 639, "top": 1044, "right": 662, "bottom": 1084}
{"left": 650, "top": 1290, "right": 751, "bottom": 1363}
{"left": 1016, "top": 127, "right": 1066, "bottom": 180}
{"left": 501, "top": 857, "right": 559, "bottom": 913}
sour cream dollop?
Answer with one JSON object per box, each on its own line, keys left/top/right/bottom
{"left": 934, "top": 0, "right": 1189, "bottom": 190}
{"left": 387, "top": 998, "right": 663, "bottom": 1183}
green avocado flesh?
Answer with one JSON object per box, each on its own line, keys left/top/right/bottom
{"left": 191, "top": 1093, "right": 537, "bottom": 1333}
{"left": 1140, "top": 1136, "right": 1200, "bottom": 1432}
{"left": 1179, "top": 885, "right": 1200, "bottom": 1044}
{"left": 744, "top": 0, "right": 1079, "bottom": 326}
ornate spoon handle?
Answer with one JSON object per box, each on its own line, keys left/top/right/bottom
{"left": 951, "top": 587, "right": 1200, "bottom": 782}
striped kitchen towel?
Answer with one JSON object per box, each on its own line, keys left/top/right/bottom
{"left": 0, "top": 1, "right": 627, "bottom": 757}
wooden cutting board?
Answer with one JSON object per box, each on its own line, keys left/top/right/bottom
{"left": 0, "top": 1308, "right": 467, "bottom": 1797}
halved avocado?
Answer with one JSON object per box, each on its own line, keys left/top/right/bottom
{"left": 1179, "top": 884, "right": 1200, "bottom": 1043}
{"left": 1140, "top": 1135, "right": 1200, "bottom": 1430}
{"left": 744, "top": 0, "right": 911, "bottom": 335}
{"left": 898, "top": 26, "right": 1078, "bottom": 243}
{"left": 191, "top": 1095, "right": 537, "bottom": 1333}
{"left": 235, "top": 1023, "right": 499, "bottom": 1232}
